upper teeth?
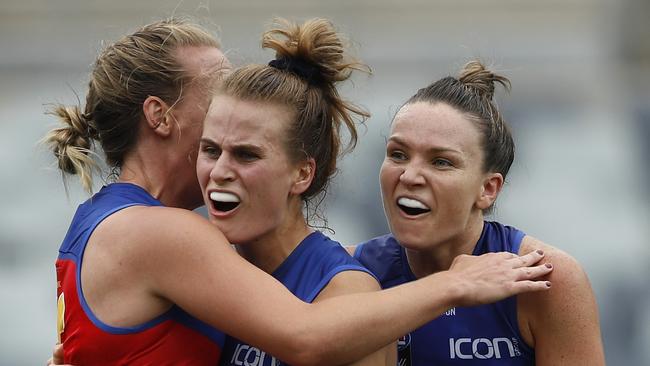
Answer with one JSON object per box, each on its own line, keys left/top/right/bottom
{"left": 210, "top": 192, "right": 240, "bottom": 203}
{"left": 398, "top": 197, "right": 428, "bottom": 210}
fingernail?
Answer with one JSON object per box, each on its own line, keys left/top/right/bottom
{"left": 546, "top": 281, "right": 552, "bottom": 287}
{"left": 545, "top": 263, "right": 553, "bottom": 269}
{"left": 536, "top": 249, "right": 544, "bottom": 255}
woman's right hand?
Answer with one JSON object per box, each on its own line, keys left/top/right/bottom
{"left": 447, "top": 250, "right": 553, "bottom": 307}
{"left": 46, "top": 344, "right": 71, "bottom": 366}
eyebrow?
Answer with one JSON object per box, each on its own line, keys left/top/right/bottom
{"left": 387, "top": 136, "right": 462, "bottom": 155}
{"left": 199, "top": 137, "right": 264, "bottom": 153}
{"left": 199, "top": 137, "right": 216, "bottom": 145}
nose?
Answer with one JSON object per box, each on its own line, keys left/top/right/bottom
{"left": 399, "top": 162, "right": 426, "bottom": 186}
{"left": 209, "top": 153, "right": 236, "bottom": 183}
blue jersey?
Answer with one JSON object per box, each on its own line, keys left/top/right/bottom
{"left": 220, "top": 231, "right": 375, "bottom": 366}
{"left": 56, "top": 183, "right": 226, "bottom": 364}
{"left": 355, "top": 221, "right": 535, "bottom": 365}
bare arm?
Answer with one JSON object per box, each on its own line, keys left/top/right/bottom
{"left": 311, "top": 270, "right": 397, "bottom": 366}
{"left": 518, "top": 236, "right": 605, "bottom": 366}
{"left": 94, "top": 207, "right": 554, "bottom": 365}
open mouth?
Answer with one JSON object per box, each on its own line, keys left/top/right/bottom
{"left": 209, "top": 191, "right": 241, "bottom": 213}
{"left": 397, "top": 197, "right": 430, "bottom": 216}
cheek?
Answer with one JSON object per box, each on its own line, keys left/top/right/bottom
{"left": 379, "top": 166, "right": 398, "bottom": 216}
{"left": 439, "top": 181, "right": 477, "bottom": 217}
{"left": 247, "top": 167, "right": 293, "bottom": 208}
{"left": 379, "top": 163, "right": 398, "bottom": 192}
{"left": 195, "top": 158, "right": 211, "bottom": 187}
{"left": 379, "top": 162, "right": 390, "bottom": 186}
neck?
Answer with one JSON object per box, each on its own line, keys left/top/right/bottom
{"left": 236, "top": 207, "right": 312, "bottom": 274}
{"left": 405, "top": 216, "right": 485, "bottom": 279}
{"left": 118, "top": 150, "right": 199, "bottom": 210}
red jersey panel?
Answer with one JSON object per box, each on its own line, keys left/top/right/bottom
{"left": 55, "top": 183, "right": 225, "bottom": 365}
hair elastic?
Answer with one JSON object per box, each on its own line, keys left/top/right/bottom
{"left": 268, "top": 57, "right": 323, "bottom": 85}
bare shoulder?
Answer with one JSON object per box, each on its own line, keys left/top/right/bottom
{"left": 90, "top": 206, "right": 229, "bottom": 273}
{"left": 517, "top": 235, "right": 604, "bottom": 364}
{"left": 519, "top": 235, "right": 588, "bottom": 286}
{"left": 80, "top": 206, "right": 227, "bottom": 325}
{"left": 517, "top": 235, "right": 593, "bottom": 313}
{"left": 314, "top": 270, "right": 381, "bottom": 302}
{"left": 97, "top": 206, "right": 220, "bottom": 247}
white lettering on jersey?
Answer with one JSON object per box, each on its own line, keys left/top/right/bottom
{"left": 444, "top": 307, "right": 456, "bottom": 316}
{"left": 449, "top": 337, "right": 519, "bottom": 360}
{"left": 230, "top": 344, "right": 280, "bottom": 366}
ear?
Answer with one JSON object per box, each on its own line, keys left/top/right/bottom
{"left": 290, "top": 158, "right": 316, "bottom": 196}
{"left": 475, "top": 172, "right": 504, "bottom": 210}
{"left": 142, "top": 95, "right": 173, "bottom": 137}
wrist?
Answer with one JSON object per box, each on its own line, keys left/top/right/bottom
{"left": 428, "top": 270, "right": 465, "bottom": 310}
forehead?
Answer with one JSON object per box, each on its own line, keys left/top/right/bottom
{"left": 203, "top": 95, "right": 293, "bottom": 145}
{"left": 175, "top": 46, "right": 231, "bottom": 78}
{"left": 391, "top": 102, "right": 482, "bottom": 153}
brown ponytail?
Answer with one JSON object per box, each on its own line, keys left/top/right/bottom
{"left": 43, "top": 105, "right": 98, "bottom": 192}
{"left": 43, "top": 18, "right": 221, "bottom": 193}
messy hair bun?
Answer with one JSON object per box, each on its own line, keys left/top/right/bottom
{"left": 221, "top": 18, "right": 370, "bottom": 224}
{"left": 458, "top": 60, "right": 511, "bottom": 100}
{"left": 43, "top": 105, "right": 99, "bottom": 193}
{"left": 263, "top": 18, "right": 368, "bottom": 85}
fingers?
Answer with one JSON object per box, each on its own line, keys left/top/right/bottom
{"left": 511, "top": 260, "right": 553, "bottom": 296}
{"left": 509, "top": 279, "right": 552, "bottom": 295}
{"left": 517, "top": 263, "right": 553, "bottom": 280}
{"left": 509, "top": 249, "right": 545, "bottom": 268}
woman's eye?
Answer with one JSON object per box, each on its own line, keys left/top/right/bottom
{"left": 432, "top": 158, "right": 453, "bottom": 168}
{"left": 237, "top": 150, "right": 259, "bottom": 162}
{"left": 388, "top": 150, "right": 407, "bottom": 161}
{"left": 201, "top": 145, "right": 220, "bottom": 158}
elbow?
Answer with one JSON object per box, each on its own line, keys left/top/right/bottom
{"left": 281, "top": 330, "right": 334, "bottom": 366}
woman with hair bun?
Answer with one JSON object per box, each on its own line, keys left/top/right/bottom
{"left": 353, "top": 60, "right": 605, "bottom": 365}
{"left": 201, "top": 17, "right": 396, "bottom": 365}
{"left": 45, "top": 18, "right": 554, "bottom": 365}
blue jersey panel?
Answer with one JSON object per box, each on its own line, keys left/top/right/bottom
{"left": 355, "top": 221, "right": 535, "bottom": 365}
{"left": 220, "top": 231, "right": 374, "bottom": 366}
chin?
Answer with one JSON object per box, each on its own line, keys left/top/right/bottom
{"left": 390, "top": 227, "right": 420, "bottom": 249}
{"left": 394, "top": 235, "right": 429, "bottom": 251}
{"left": 389, "top": 223, "right": 433, "bottom": 251}
{"left": 218, "top": 227, "right": 252, "bottom": 245}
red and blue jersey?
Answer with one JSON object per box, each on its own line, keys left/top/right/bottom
{"left": 56, "top": 183, "right": 225, "bottom": 365}
{"left": 354, "top": 221, "right": 535, "bottom": 365}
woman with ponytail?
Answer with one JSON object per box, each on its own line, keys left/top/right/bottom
{"left": 45, "top": 18, "right": 554, "bottom": 365}
{"left": 352, "top": 60, "right": 605, "bottom": 365}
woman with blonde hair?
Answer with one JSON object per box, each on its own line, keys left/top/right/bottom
{"left": 46, "top": 19, "right": 553, "bottom": 365}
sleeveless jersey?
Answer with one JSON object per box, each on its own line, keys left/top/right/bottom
{"left": 56, "top": 183, "right": 225, "bottom": 365}
{"left": 355, "top": 221, "right": 535, "bottom": 365}
{"left": 219, "top": 231, "right": 375, "bottom": 366}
